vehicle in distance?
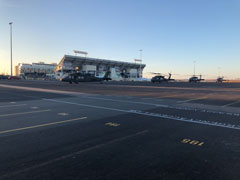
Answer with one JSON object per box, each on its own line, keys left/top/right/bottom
{"left": 0, "top": 75, "right": 9, "bottom": 80}
{"left": 8, "top": 76, "right": 21, "bottom": 80}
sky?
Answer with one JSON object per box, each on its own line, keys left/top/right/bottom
{"left": 0, "top": 0, "right": 240, "bottom": 79}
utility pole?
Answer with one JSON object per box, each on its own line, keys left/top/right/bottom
{"left": 139, "top": 49, "right": 143, "bottom": 78}
{"left": 193, "top": 60, "right": 196, "bottom": 76}
{"left": 9, "top": 22, "right": 13, "bottom": 77}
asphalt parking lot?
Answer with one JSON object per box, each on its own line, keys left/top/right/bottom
{"left": 0, "top": 80, "right": 239, "bottom": 180}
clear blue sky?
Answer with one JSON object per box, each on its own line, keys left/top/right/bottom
{"left": 0, "top": 0, "right": 240, "bottom": 78}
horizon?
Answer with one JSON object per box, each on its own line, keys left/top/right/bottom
{"left": 1, "top": 0, "right": 240, "bottom": 79}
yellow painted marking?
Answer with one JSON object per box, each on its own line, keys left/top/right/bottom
{"left": 198, "top": 142, "right": 204, "bottom": 146}
{"left": 189, "top": 140, "right": 199, "bottom": 145}
{"left": 0, "top": 117, "right": 87, "bottom": 135}
{"left": 0, "top": 109, "right": 51, "bottom": 117}
{"left": 181, "top": 138, "right": 204, "bottom": 146}
{"left": 181, "top": 139, "right": 191, "bottom": 143}
{"left": 105, "top": 122, "right": 120, "bottom": 127}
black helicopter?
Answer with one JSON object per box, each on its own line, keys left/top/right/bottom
{"left": 151, "top": 73, "right": 175, "bottom": 83}
{"left": 216, "top": 76, "right": 227, "bottom": 83}
{"left": 189, "top": 75, "right": 204, "bottom": 83}
{"left": 61, "top": 71, "right": 111, "bottom": 84}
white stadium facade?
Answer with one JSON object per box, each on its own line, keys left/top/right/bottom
{"left": 55, "top": 55, "right": 146, "bottom": 81}
{"left": 15, "top": 62, "right": 57, "bottom": 79}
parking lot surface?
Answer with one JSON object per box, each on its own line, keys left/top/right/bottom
{"left": 0, "top": 80, "right": 239, "bottom": 180}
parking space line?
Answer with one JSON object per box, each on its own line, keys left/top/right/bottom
{"left": 44, "top": 99, "right": 240, "bottom": 130}
{"left": 158, "top": 94, "right": 180, "bottom": 98}
{"left": 43, "top": 95, "right": 239, "bottom": 117}
{"left": 0, "top": 109, "right": 51, "bottom": 117}
{"left": 177, "top": 96, "right": 207, "bottom": 103}
{"left": 0, "top": 104, "right": 26, "bottom": 108}
{"left": 0, "top": 84, "right": 87, "bottom": 96}
{"left": 222, "top": 100, "right": 240, "bottom": 107}
{"left": 0, "top": 117, "right": 87, "bottom": 135}
{"left": 43, "top": 98, "right": 133, "bottom": 113}
{"left": 80, "top": 96, "right": 168, "bottom": 107}
{"left": 130, "top": 110, "right": 240, "bottom": 130}
{"left": 30, "top": 107, "right": 39, "bottom": 109}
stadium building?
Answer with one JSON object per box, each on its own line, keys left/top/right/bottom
{"left": 15, "top": 62, "right": 57, "bottom": 79}
{"left": 55, "top": 55, "right": 146, "bottom": 81}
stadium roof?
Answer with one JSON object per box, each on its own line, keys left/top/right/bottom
{"left": 56, "top": 55, "right": 146, "bottom": 71}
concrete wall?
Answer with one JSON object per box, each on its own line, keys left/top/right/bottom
{"left": 82, "top": 65, "right": 96, "bottom": 75}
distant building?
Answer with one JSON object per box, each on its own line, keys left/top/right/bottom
{"left": 15, "top": 62, "right": 57, "bottom": 79}
{"left": 14, "top": 66, "right": 19, "bottom": 76}
{"left": 55, "top": 55, "right": 146, "bottom": 81}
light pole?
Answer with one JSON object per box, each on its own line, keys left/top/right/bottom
{"left": 134, "top": 59, "right": 142, "bottom": 78}
{"left": 9, "top": 22, "right": 13, "bottom": 77}
{"left": 139, "top": 49, "right": 143, "bottom": 78}
{"left": 218, "top": 67, "right": 221, "bottom": 76}
{"left": 193, "top": 60, "right": 196, "bottom": 76}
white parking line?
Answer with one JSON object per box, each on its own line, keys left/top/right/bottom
{"left": 0, "top": 117, "right": 87, "bottom": 135}
{"left": 0, "top": 109, "right": 51, "bottom": 117}
{"left": 0, "top": 104, "right": 26, "bottom": 108}
{"left": 131, "top": 110, "right": 240, "bottom": 130}
{"left": 159, "top": 94, "right": 180, "bottom": 98}
{"left": 222, "top": 100, "right": 240, "bottom": 107}
{"left": 177, "top": 97, "right": 207, "bottom": 103}
{"left": 1, "top": 83, "right": 238, "bottom": 117}
{"left": 44, "top": 99, "right": 240, "bottom": 130}
{"left": 0, "top": 84, "right": 88, "bottom": 96}
{"left": 58, "top": 112, "right": 69, "bottom": 116}
{"left": 82, "top": 96, "right": 168, "bottom": 107}
{"left": 44, "top": 96, "right": 239, "bottom": 117}
{"left": 30, "top": 107, "right": 39, "bottom": 109}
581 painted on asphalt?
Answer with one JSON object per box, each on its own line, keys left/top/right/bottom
{"left": 181, "top": 139, "right": 204, "bottom": 146}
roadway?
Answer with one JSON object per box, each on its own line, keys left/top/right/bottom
{"left": 0, "top": 80, "right": 239, "bottom": 180}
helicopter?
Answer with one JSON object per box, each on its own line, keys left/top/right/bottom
{"left": 189, "top": 75, "right": 204, "bottom": 83}
{"left": 216, "top": 76, "right": 227, "bottom": 83}
{"left": 151, "top": 73, "right": 175, "bottom": 83}
{"left": 188, "top": 61, "right": 205, "bottom": 83}
{"left": 61, "top": 70, "right": 111, "bottom": 84}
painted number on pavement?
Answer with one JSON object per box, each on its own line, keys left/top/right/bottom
{"left": 181, "top": 139, "right": 204, "bottom": 146}
{"left": 105, "top": 122, "right": 120, "bottom": 127}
